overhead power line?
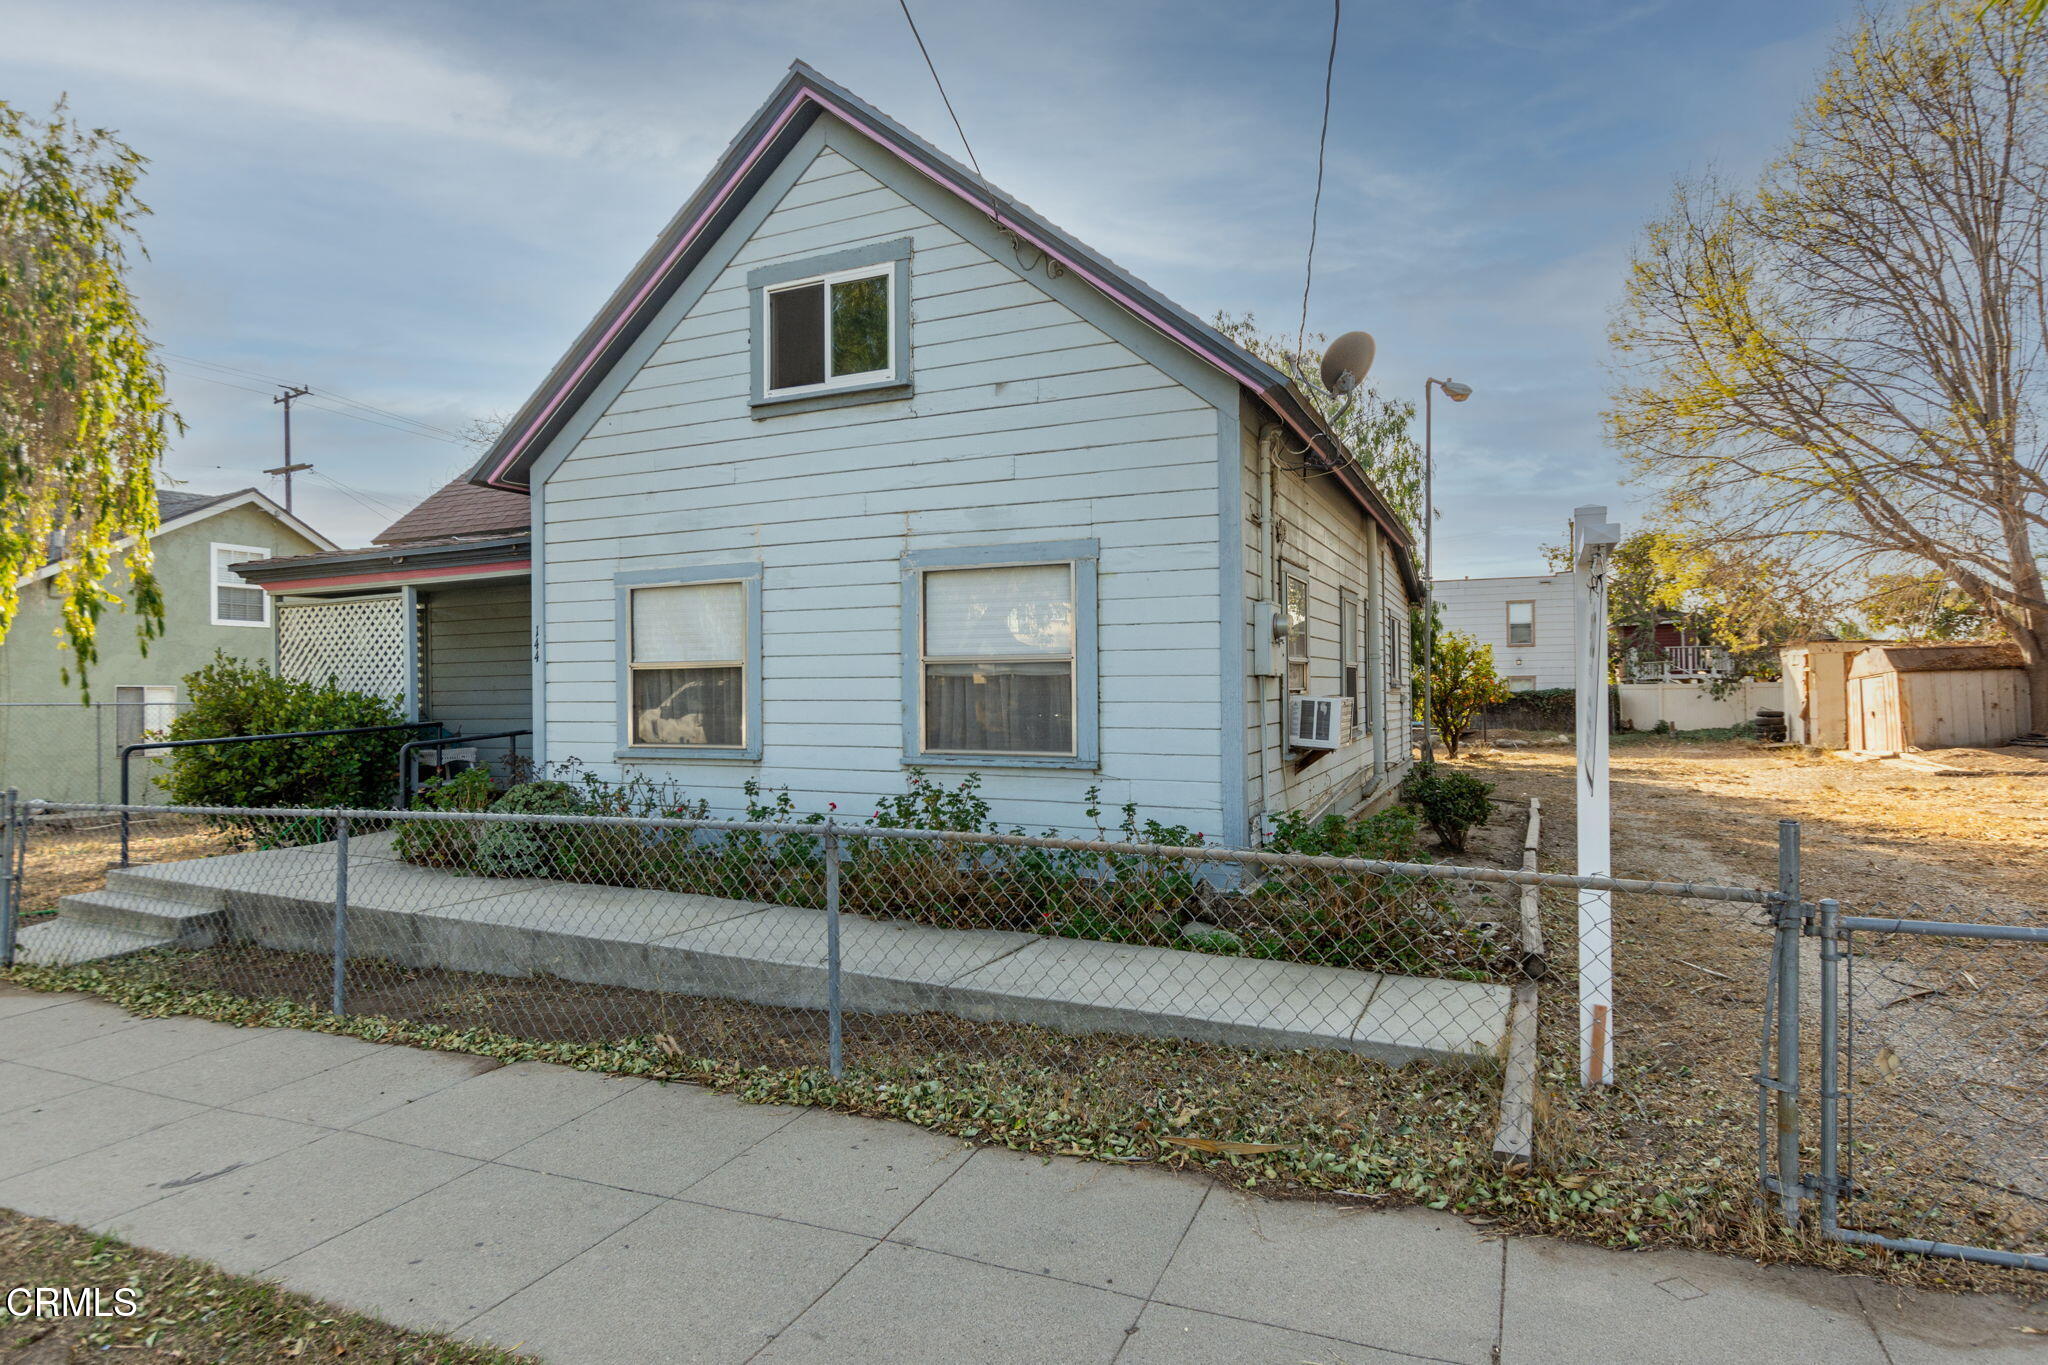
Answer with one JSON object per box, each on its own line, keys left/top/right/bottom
{"left": 897, "top": 0, "right": 1001, "bottom": 227}
{"left": 164, "top": 352, "right": 469, "bottom": 443}
{"left": 1297, "top": 0, "right": 1342, "bottom": 368}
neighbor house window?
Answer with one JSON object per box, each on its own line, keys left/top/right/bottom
{"left": 750, "top": 239, "right": 912, "bottom": 409}
{"left": 1506, "top": 600, "right": 1536, "bottom": 647}
{"left": 113, "top": 686, "right": 176, "bottom": 753}
{"left": 210, "top": 544, "right": 270, "bottom": 626}
{"left": 615, "top": 563, "right": 763, "bottom": 759}
{"left": 1507, "top": 676, "right": 1538, "bottom": 692}
{"left": 902, "top": 541, "right": 1099, "bottom": 768}
{"left": 1283, "top": 573, "right": 1310, "bottom": 694}
{"left": 1339, "top": 588, "right": 1362, "bottom": 734}
{"left": 1384, "top": 611, "right": 1402, "bottom": 689}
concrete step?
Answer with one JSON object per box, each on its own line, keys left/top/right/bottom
{"left": 57, "top": 889, "right": 223, "bottom": 945}
{"left": 14, "top": 920, "right": 172, "bottom": 967}
{"left": 104, "top": 864, "right": 230, "bottom": 911}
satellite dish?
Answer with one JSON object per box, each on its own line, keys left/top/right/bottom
{"left": 1319, "top": 331, "right": 1376, "bottom": 396}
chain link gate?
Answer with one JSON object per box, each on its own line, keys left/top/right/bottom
{"left": 1762, "top": 869, "right": 2048, "bottom": 1273}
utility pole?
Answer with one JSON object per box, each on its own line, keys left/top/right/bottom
{"left": 266, "top": 385, "right": 313, "bottom": 512}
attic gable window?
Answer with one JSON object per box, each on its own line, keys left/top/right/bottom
{"left": 749, "top": 238, "right": 912, "bottom": 413}
{"left": 211, "top": 544, "right": 270, "bottom": 627}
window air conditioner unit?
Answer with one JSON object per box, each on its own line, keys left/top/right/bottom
{"left": 1288, "top": 696, "right": 1342, "bottom": 751}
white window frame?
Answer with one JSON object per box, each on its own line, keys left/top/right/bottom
{"left": 761, "top": 262, "right": 897, "bottom": 399}
{"left": 1506, "top": 599, "right": 1536, "bottom": 648}
{"left": 625, "top": 580, "right": 751, "bottom": 752}
{"left": 210, "top": 543, "right": 271, "bottom": 627}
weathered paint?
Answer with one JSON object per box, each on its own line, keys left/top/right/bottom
{"left": 1238, "top": 395, "right": 1414, "bottom": 838}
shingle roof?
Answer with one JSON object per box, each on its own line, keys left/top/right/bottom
{"left": 373, "top": 478, "right": 530, "bottom": 545}
{"left": 156, "top": 487, "right": 246, "bottom": 522}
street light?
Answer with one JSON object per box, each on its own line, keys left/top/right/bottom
{"left": 1421, "top": 376, "right": 1474, "bottom": 761}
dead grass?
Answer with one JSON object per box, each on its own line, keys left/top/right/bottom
{"left": 1456, "top": 734, "right": 2048, "bottom": 1293}
{"left": 16, "top": 816, "right": 231, "bottom": 920}
{"left": 0, "top": 1207, "right": 531, "bottom": 1363}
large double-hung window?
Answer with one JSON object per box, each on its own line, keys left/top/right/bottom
{"left": 615, "top": 564, "right": 763, "bottom": 760}
{"left": 902, "top": 541, "right": 1099, "bottom": 769}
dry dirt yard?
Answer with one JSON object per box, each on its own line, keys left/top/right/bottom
{"left": 1452, "top": 733, "right": 2048, "bottom": 1291}
{"left": 1457, "top": 734, "right": 2048, "bottom": 916}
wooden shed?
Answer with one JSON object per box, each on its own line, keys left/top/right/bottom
{"left": 1843, "top": 642, "right": 2032, "bottom": 753}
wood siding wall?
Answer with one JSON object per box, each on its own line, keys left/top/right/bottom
{"left": 536, "top": 125, "right": 1230, "bottom": 834}
{"left": 424, "top": 580, "right": 533, "bottom": 772}
{"left": 1237, "top": 396, "right": 1412, "bottom": 832}
{"left": 1429, "top": 574, "right": 1575, "bottom": 690}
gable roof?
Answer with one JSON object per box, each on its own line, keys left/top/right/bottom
{"left": 17, "top": 487, "right": 338, "bottom": 588}
{"left": 465, "top": 61, "right": 1419, "bottom": 587}
{"left": 374, "top": 477, "right": 530, "bottom": 545}
{"left": 155, "top": 487, "right": 243, "bottom": 522}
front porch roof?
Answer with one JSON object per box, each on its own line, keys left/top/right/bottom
{"left": 233, "top": 534, "right": 530, "bottom": 595}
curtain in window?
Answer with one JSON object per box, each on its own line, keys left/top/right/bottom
{"left": 923, "top": 564, "right": 1074, "bottom": 754}
{"left": 630, "top": 583, "right": 745, "bottom": 746}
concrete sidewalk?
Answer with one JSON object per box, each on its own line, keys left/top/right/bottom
{"left": 0, "top": 986, "right": 2039, "bottom": 1364}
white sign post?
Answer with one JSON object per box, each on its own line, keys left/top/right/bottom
{"left": 1572, "top": 504, "right": 1621, "bottom": 1088}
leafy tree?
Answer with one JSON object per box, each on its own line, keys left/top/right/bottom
{"left": 1609, "top": 2, "right": 2048, "bottom": 725}
{"left": 1545, "top": 531, "right": 1827, "bottom": 679}
{"left": 1418, "top": 628, "right": 1509, "bottom": 759}
{"left": 0, "top": 101, "right": 180, "bottom": 695}
{"left": 1860, "top": 571, "right": 1997, "bottom": 639}
{"left": 1214, "top": 312, "right": 1424, "bottom": 536}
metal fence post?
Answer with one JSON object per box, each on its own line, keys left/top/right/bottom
{"left": 0, "top": 789, "right": 18, "bottom": 968}
{"left": 824, "top": 819, "right": 843, "bottom": 1080}
{"left": 1773, "top": 818, "right": 1804, "bottom": 1226}
{"left": 331, "top": 815, "right": 350, "bottom": 1017}
{"left": 1815, "top": 898, "right": 1843, "bottom": 1235}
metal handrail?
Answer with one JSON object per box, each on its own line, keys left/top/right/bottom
{"left": 395, "top": 729, "right": 532, "bottom": 809}
{"left": 117, "top": 722, "right": 442, "bottom": 864}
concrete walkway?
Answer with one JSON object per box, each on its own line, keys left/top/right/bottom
{"left": 24, "top": 832, "right": 1508, "bottom": 1063}
{"left": 0, "top": 986, "right": 2039, "bottom": 1364}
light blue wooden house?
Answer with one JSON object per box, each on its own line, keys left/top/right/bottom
{"left": 258, "top": 63, "right": 1425, "bottom": 842}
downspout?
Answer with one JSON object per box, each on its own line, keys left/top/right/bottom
{"left": 1367, "top": 521, "right": 1386, "bottom": 785}
{"left": 1258, "top": 425, "right": 1283, "bottom": 836}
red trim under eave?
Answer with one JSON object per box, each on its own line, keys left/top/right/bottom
{"left": 264, "top": 559, "right": 532, "bottom": 592}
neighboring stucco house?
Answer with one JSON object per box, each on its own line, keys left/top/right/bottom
{"left": 0, "top": 488, "right": 335, "bottom": 801}
{"left": 246, "top": 63, "right": 1425, "bottom": 842}
{"left": 1432, "top": 573, "right": 1574, "bottom": 691}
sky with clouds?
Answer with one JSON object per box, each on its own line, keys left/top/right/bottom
{"left": 2, "top": 0, "right": 1862, "bottom": 572}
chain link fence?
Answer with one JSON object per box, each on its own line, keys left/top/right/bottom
{"left": 5, "top": 801, "right": 1547, "bottom": 1070}
{"left": 1811, "top": 900, "right": 2048, "bottom": 1271}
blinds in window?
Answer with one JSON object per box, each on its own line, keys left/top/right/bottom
{"left": 923, "top": 565, "right": 1072, "bottom": 658}
{"left": 631, "top": 583, "right": 745, "bottom": 662}
{"left": 213, "top": 548, "right": 267, "bottom": 623}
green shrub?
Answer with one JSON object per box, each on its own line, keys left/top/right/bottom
{"left": 393, "top": 766, "right": 496, "bottom": 866}
{"left": 161, "top": 654, "right": 407, "bottom": 826}
{"left": 1398, "top": 765, "right": 1496, "bottom": 854}
{"left": 1265, "top": 806, "right": 1425, "bottom": 861}
{"left": 472, "top": 780, "right": 588, "bottom": 878}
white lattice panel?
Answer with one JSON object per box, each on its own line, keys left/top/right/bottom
{"left": 277, "top": 596, "right": 408, "bottom": 701}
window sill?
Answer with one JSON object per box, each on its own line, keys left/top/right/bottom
{"left": 902, "top": 752, "right": 1098, "bottom": 773}
{"left": 615, "top": 746, "right": 761, "bottom": 763}
{"left": 751, "top": 377, "right": 912, "bottom": 419}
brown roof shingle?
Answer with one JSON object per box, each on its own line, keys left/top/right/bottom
{"left": 374, "top": 478, "right": 529, "bottom": 545}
